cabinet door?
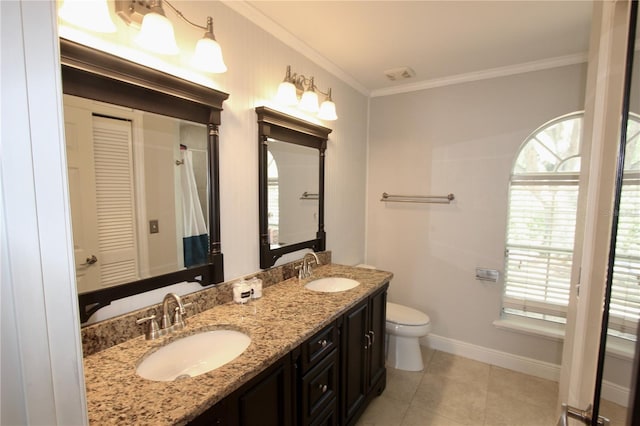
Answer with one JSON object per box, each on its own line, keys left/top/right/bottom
{"left": 237, "top": 355, "right": 292, "bottom": 426}
{"left": 367, "top": 287, "right": 387, "bottom": 391}
{"left": 341, "top": 300, "right": 369, "bottom": 422}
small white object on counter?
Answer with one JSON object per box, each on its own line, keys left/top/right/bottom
{"left": 249, "top": 277, "right": 263, "bottom": 299}
{"left": 233, "top": 279, "right": 252, "bottom": 304}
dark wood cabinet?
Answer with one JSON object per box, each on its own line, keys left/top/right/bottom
{"left": 341, "top": 301, "right": 368, "bottom": 421}
{"left": 236, "top": 356, "right": 292, "bottom": 426}
{"left": 340, "top": 284, "right": 388, "bottom": 425}
{"left": 190, "top": 353, "right": 292, "bottom": 426}
{"left": 190, "top": 283, "right": 388, "bottom": 426}
{"left": 367, "top": 286, "right": 387, "bottom": 393}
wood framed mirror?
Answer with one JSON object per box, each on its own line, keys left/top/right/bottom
{"left": 60, "top": 39, "right": 228, "bottom": 323}
{"left": 256, "top": 107, "right": 332, "bottom": 268}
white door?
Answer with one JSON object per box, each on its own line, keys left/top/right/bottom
{"left": 558, "top": 1, "right": 634, "bottom": 424}
{"left": 64, "top": 104, "right": 100, "bottom": 293}
{"left": 64, "top": 98, "right": 140, "bottom": 292}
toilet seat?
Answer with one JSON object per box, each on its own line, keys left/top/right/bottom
{"left": 386, "top": 302, "right": 430, "bottom": 326}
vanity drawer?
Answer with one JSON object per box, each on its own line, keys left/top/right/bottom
{"left": 310, "top": 398, "right": 338, "bottom": 426}
{"left": 300, "top": 348, "right": 338, "bottom": 425}
{"left": 301, "top": 321, "right": 338, "bottom": 372}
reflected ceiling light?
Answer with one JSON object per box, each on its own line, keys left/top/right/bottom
{"left": 58, "top": 0, "right": 117, "bottom": 33}
{"left": 275, "top": 65, "right": 338, "bottom": 121}
{"left": 115, "top": 0, "right": 226, "bottom": 72}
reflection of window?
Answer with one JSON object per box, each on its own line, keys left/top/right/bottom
{"left": 502, "top": 112, "right": 640, "bottom": 340}
{"left": 267, "top": 151, "right": 279, "bottom": 244}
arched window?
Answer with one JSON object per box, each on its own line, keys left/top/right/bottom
{"left": 503, "top": 112, "right": 640, "bottom": 339}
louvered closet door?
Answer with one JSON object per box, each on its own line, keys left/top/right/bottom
{"left": 92, "top": 115, "right": 139, "bottom": 288}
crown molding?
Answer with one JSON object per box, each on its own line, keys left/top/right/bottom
{"left": 371, "top": 53, "right": 589, "bottom": 98}
{"left": 222, "top": 0, "right": 370, "bottom": 96}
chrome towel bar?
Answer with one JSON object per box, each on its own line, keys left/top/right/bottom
{"left": 300, "top": 191, "right": 319, "bottom": 200}
{"left": 380, "top": 192, "right": 455, "bottom": 204}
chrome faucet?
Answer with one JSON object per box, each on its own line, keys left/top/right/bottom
{"left": 299, "top": 252, "right": 321, "bottom": 279}
{"left": 136, "top": 292, "right": 189, "bottom": 340}
{"left": 161, "top": 292, "right": 186, "bottom": 332}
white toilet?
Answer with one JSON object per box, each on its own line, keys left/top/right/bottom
{"left": 386, "top": 302, "right": 431, "bottom": 371}
{"left": 356, "top": 264, "right": 432, "bottom": 371}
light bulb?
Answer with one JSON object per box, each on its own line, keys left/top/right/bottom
{"left": 192, "top": 17, "right": 226, "bottom": 73}
{"left": 318, "top": 99, "right": 338, "bottom": 121}
{"left": 276, "top": 81, "right": 298, "bottom": 106}
{"left": 58, "top": 0, "right": 116, "bottom": 33}
{"left": 135, "top": 11, "right": 179, "bottom": 55}
{"left": 192, "top": 37, "right": 227, "bottom": 73}
{"left": 299, "top": 90, "right": 319, "bottom": 113}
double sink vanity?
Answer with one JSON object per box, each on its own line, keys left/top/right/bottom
{"left": 83, "top": 263, "right": 392, "bottom": 425}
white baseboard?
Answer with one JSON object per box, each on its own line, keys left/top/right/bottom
{"left": 601, "top": 380, "right": 631, "bottom": 407}
{"left": 423, "top": 334, "right": 629, "bottom": 407}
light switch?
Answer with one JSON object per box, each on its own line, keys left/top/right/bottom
{"left": 149, "top": 220, "right": 159, "bottom": 234}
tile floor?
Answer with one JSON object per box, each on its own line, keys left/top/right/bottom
{"left": 356, "top": 348, "right": 628, "bottom": 426}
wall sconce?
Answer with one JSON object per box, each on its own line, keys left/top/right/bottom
{"left": 276, "top": 65, "right": 338, "bottom": 121}
{"left": 58, "top": 0, "right": 227, "bottom": 73}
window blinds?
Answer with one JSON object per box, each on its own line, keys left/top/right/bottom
{"left": 503, "top": 175, "right": 579, "bottom": 320}
{"left": 608, "top": 179, "right": 640, "bottom": 335}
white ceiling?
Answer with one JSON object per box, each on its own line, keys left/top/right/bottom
{"left": 235, "top": 1, "right": 593, "bottom": 96}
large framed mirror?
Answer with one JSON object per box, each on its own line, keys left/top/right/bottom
{"left": 60, "top": 39, "right": 228, "bottom": 323}
{"left": 256, "top": 107, "right": 332, "bottom": 268}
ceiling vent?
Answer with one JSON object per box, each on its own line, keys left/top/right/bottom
{"left": 384, "top": 67, "right": 416, "bottom": 81}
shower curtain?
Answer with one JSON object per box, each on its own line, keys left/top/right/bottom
{"left": 180, "top": 148, "right": 208, "bottom": 267}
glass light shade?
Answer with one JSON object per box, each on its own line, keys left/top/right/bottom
{"left": 135, "top": 12, "right": 179, "bottom": 55}
{"left": 192, "top": 37, "right": 227, "bottom": 73}
{"left": 299, "top": 90, "right": 319, "bottom": 113}
{"left": 318, "top": 99, "right": 338, "bottom": 121}
{"left": 58, "top": 0, "right": 116, "bottom": 33}
{"left": 276, "top": 81, "right": 298, "bottom": 106}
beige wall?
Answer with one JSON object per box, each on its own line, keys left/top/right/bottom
{"left": 367, "top": 64, "right": 587, "bottom": 365}
{"left": 143, "top": 114, "right": 180, "bottom": 275}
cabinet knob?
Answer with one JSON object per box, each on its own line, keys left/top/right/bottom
{"left": 318, "top": 339, "right": 328, "bottom": 348}
{"left": 318, "top": 384, "right": 328, "bottom": 393}
{"left": 364, "top": 333, "right": 371, "bottom": 349}
{"left": 369, "top": 330, "right": 375, "bottom": 345}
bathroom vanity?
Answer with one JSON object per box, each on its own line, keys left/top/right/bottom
{"left": 82, "top": 264, "right": 391, "bottom": 425}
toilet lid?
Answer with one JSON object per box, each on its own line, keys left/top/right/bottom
{"left": 386, "top": 302, "right": 430, "bottom": 326}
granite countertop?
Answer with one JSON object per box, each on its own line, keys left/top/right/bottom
{"left": 83, "top": 264, "right": 392, "bottom": 425}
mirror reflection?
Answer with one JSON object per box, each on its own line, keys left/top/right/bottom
{"left": 256, "top": 106, "right": 331, "bottom": 268}
{"left": 267, "top": 139, "right": 319, "bottom": 248}
{"left": 64, "top": 95, "right": 210, "bottom": 294}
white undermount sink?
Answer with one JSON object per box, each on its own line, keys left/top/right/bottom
{"left": 136, "top": 329, "right": 251, "bottom": 382}
{"left": 304, "top": 277, "right": 360, "bottom": 293}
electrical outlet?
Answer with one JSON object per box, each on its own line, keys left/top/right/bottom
{"left": 149, "top": 220, "right": 159, "bottom": 234}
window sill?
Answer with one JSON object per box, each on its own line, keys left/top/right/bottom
{"left": 493, "top": 318, "right": 636, "bottom": 360}
{"left": 493, "top": 318, "right": 565, "bottom": 342}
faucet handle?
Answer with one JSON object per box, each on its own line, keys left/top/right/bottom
{"left": 172, "top": 303, "right": 192, "bottom": 331}
{"left": 136, "top": 314, "right": 162, "bottom": 340}
{"left": 296, "top": 264, "right": 304, "bottom": 279}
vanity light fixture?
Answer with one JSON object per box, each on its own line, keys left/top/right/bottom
{"left": 276, "top": 65, "right": 338, "bottom": 121}
{"left": 114, "top": 0, "right": 227, "bottom": 73}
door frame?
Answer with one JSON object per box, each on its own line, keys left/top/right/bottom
{"left": 558, "top": 0, "right": 633, "bottom": 416}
